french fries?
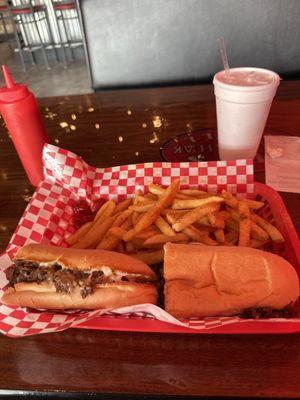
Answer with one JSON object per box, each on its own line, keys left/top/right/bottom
{"left": 72, "top": 214, "right": 118, "bottom": 249}
{"left": 251, "top": 214, "right": 284, "bottom": 243}
{"left": 131, "top": 249, "right": 164, "bottom": 265}
{"left": 179, "top": 189, "right": 208, "bottom": 196}
{"left": 225, "top": 230, "right": 239, "bottom": 245}
{"left": 214, "top": 229, "right": 226, "bottom": 243}
{"left": 67, "top": 178, "right": 285, "bottom": 264}
{"left": 134, "top": 179, "right": 180, "bottom": 233}
{"left": 65, "top": 221, "right": 93, "bottom": 245}
{"left": 238, "top": 201, "right": 251, "bottom": 247}
{"left": 172, "top": 204, "right": 220, "bottom": 232}
{"left": 154, "top": 216, "right": 175, "bottom": 236}
{"left": 143, "top": 233, "right": 188, "bottom": 247}
{"left": 166, "top": 212, "right": 217, "bottom": 245}
{"left": 94, "top": 200, "right": 116, "bottom": 222}
{"left": 249, "top": 238, "right": 270, "bottom": 249}
{"left": 113, "top": 198, "right": 133, "bottom": 215}
{"left": 97, "top": 215, "right": 132, "bottom": 250}
{"left": 250, "top": 221, "right": 269, "bottom": 241}
{"left": 130, "top": 202, "right": 157, "bottom": 212}
{"left": 172, "top": 196, "right": 223, "bottom": 210}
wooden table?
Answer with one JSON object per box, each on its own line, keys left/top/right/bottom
{"left": 0, "top": 81, "right": 300, "bottom": 398}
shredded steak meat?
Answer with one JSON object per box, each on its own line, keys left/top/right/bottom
{"left": 6, "top": 260, "right": 154, "bottom": 299}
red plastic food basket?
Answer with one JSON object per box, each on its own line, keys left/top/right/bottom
{"left": 0, "top": 145, "right": 299, "bottom": 337}
{"left": 77, "top": 181, "right": 300, "bottom": 334}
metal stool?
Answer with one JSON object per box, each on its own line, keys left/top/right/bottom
{"left": 51, "top": 0, "right": 83, "bottom": 68}
{"left": 0, "top": 2, "right": 15, "bottom": 53}
{"left": 6, "top": 0, "right": 58, "bottom": 71}
{"left": 0, "top": 3, "right": 10, "bottom": 42}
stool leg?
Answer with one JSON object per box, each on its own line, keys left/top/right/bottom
{"left": 60, "top": 9, "right": 74, "bottom": 61}
{"left": 1, "top": 15, "right": 10, "bottom": 47}
{"left": 11, "top": 16, "right": 26, "bottom": 71}
{"left": 21, "top": 14, "right": 35, "bottom": 65}
{"left": 54, "top": 10, "right": 68, "bottom": 68}
{"left": 32, "top": 11, "right": 50, "bottom": 70}
{"left": 1, "top": 14, "right": 14, "bottom": 55}
{"left": 45, "top": 8, "right": 59, "bottom": 63}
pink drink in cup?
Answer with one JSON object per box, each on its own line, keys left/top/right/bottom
{"left": 213, "top": 67, "right": 280, "bottom": 160}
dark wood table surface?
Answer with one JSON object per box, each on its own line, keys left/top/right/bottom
{"left": 0, "top": 81, "right": 300, "bottom": 399}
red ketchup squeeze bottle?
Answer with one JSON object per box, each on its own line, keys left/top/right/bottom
{"left": 0, "top": 65, "right": 49, "bottom": 186}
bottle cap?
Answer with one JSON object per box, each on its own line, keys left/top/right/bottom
{"left": 0, "top": 65, "right": 29, "bottom": 103}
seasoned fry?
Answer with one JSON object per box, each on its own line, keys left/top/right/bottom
{"left": 238, "top": 201, "right": 251, "bottom": 247}
{"left": 122, "top": 228, "right": 137, "bottom": 242}
{"left": 179, "top": 189, "right": 209, "bottom": 196}
{"left": 125, "top": 241, "right": 136, "bottom": 253}
{"left": 97, "top": 217, "right": 132, "bottom": 250}
{"left": 148, "top": 184, "right": 193, "bottom": 200}
{"left": 68, "top": 178, "right": 284, "bottom": 257}
{"left": 66, "top": 221, "right": 93, "bottom": 245}
{"left": 225, "top": 230, "right": 239, "bottom": 245}
{"left": 148, "top": 183, "right": 164, "bottom": 196}
{"left": 172, "top": 196, "right": 223, "bottom": 210}
{"left": 130, "top": 202, "right": 157, "bottom": 212}
{"left": 175, "top": 193, "right": 195, "bottom": 200}
{"left": 73, "top": 215, "right": 117, "bottom": 249}
{"left": 145, "top": 193, "right": 158, "bottom": 201}
{"left": 94, "top": 201, "right": 110, "bottom": 222}
{"left": 165, "top": 211, "right": 179, "bottom": 225}
{"left": 221, "top": 190, "right": 239, "bottom": 209}
{"left": 135, "top": 228, "right": 158, "bottom": 240}
{"left": 222, "top": 191, "right": 265, "bottom": 211}
{"left": 182, "top": 225, "right": 217, "bottom": 245}
{"left": 199, "top": 233, "right": 218, "bottom": 246}
{"left": 154, "top": 216, "right": 175, "bottom": 236}
{"left": 206, "top": 213, "right": 216, "bottom": 226}
{"left": 95, "top": 200, "right": 116, "bottom": 222}
{"left": 172, "top": 204, "right": 219, "bottom": 232}
{"left": 113, "top": 209, "right": 133, "bottom": 226}
{"left": 214, "top": 229, "right": 225, "bottom": 243}
{"left": 112, "top": 209, "right": 133, "bottom": 227}
{"left": 243, "top": 198, "right": 265, "bottom": 210}
{"left": 167, "top": 212, "right": 207, "bottom": 243}
{"left": 206, "top": 213, "right": 225, "bottom": 229}
{"left": 113, "top": 198, "right": 132, "bottom": 215}
{"left": 250, "top": 221, "right": 269, "bottom": 241}
{"left": 180, "top": 225, "right": 204, "bottom": 241}
{"left": 251, "top": 214, "right": 284, "bottom": 243}
{"left": 215, "top": 214, "right": 225, "bottom": 229}
{"left": 134, "top": 179, "right": 180, "bottom": 233}
{"left": 135, "top": 189, "right": 144, "bottom": 197}
{"left": 197, "top": 215, "right": 212, "bottom": 227}
{"left": 131, "top": 249, "right": 164, "bottom": 265}
{"left": 226, "top": 218, "right": 239, "bottom": 233}
{"left": 193, "top": 222, "right": 214, "bottom": 232}
{"left": 227, "top": 207, "right": 265, "bottom": 240}
{"left": 109, "top": 227, "right": 126, "bottom": 239}
{"left": 131, "top": 211, "right": 141, "bottom": 226}
{"left": 163, "top": 209, "right": 188, "bottom": 218}
{"left": 218, "top": 210, "right": 231, "bottom": 221}
{"left": 144, "top": 233, "right": 188, "bottom": 246}
{"left": 226, "top": 207, "right": 239, "bottom": 222}
{"left": 135, "top": 195, "right": 154, "bottom": 204}
{"left": 249, "top": 238, "right": 269, "bottom": 249}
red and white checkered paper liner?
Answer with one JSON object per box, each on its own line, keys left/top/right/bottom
{"left": 0, "top": 144, "right": 299, "bottom": 337}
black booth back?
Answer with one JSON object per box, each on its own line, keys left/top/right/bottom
{"left": 79, "top": 0, "right": 300, "bottom": 90}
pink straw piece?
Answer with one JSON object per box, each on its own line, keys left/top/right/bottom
{"left": 217, "top": 37, "right": 230, "bottom": 76}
